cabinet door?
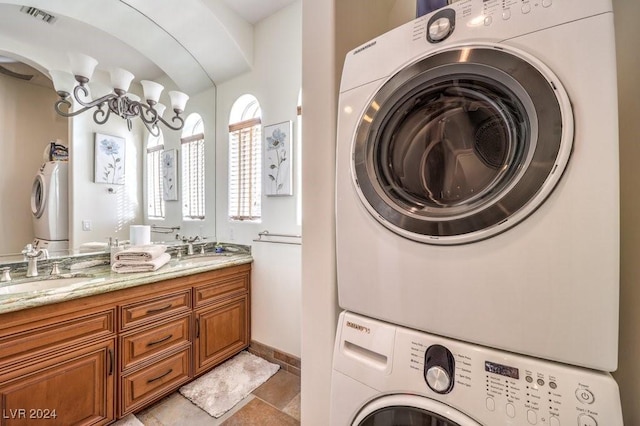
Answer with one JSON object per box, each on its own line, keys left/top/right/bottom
{"left": 194, "top": 294, "right": 249, "bottom": 376}
{"left": 0, "top": 340, "right": 115, "bottom": 426}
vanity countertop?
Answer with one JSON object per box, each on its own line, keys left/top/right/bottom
{"left": 0, "top": 253, "right": 253, "bottom": 315}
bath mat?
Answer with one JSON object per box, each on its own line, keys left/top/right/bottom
{"left": 179, "top": 351, "right": 280, "bottom": 418}
{"left": 112, "top": 414, "right": 144, "bottom": 426}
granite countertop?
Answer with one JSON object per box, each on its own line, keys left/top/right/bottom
{"left": 0, "top": 250, "right": 253, "bottom": 315}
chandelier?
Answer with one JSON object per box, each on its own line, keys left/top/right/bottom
{"left": 50, "top": 53, "right": 189, "bottom": 136}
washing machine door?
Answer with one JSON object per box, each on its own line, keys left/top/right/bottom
{"left": 352, "top": 44, "right": 573, "bottom": 245}
{"left": 353, "top": 394, "right": 481, "bottom": 426}
{"left": 31, "top": 173, "right": 46, "bottom": 219}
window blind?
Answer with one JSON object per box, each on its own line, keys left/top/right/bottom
{"left": 229, "top": 118, "right": 261, "bottom": 221}
{"left": 181, "top": 133, "right": 205, "bottom": 220}
{"left": 146, "top": 143, "right": 164, "bottom": 219}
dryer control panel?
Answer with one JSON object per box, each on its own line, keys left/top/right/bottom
{"left": 333, "top": 312, "right": 623, "bottom": 426}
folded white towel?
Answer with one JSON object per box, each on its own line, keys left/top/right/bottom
{"left": 115, "top": 244, "right": 167, "bottom": 261}
{"left": 112, "top": 252, "right": 171, "bottom": 273}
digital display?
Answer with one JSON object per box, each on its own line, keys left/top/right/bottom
{"left": 485, "top": 361, "right": 519, "bottom": 379}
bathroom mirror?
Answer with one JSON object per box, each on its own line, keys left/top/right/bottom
{"left": 0, "top": 55, "right": 217, "bottom": 260}
{"left": 0, "top": 0, "right": 266, "bottom": 260}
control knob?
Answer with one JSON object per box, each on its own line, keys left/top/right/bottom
{"left": 426, "top": 8, "right": 456, "bottom": 43}
{"left": 424, "top": 344, "right": 455, "bottom": 394}
{"left": 428, "top": 18, "right": 451, "bottom": 42}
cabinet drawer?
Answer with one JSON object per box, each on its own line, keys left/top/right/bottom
{"left": 0, "top": 310, "right": 114, "bottom": 366}
{"left": 120, "top": 348, "right": 191, "bottom": 415}
{"left": 194, "top": 273, "right": 249, "bottom": 307}
{"left": 120, "top": 290, "right": 191, "bottom": 331}
{"left": 120, "top": 315, "right": 191, "bottom": 371}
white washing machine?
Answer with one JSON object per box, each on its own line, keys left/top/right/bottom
{"left": 330, "top": 312, "right": 623, "bottom": 426}
{"left": 335, "top": 0, "right": 619, "bottom": 371}
{"left": 31, "top": 161, "right": 69, "bottom": 250}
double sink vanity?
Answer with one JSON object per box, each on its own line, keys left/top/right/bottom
{"left": 0, "top": 245, "right": 252, "bottom": 425}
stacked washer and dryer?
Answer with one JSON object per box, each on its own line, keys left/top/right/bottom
{"left": 332, "top": 0, "right": 623, "bottom": 425}
{"left": 31, "top": 161, "right": 69, "bottom": 253}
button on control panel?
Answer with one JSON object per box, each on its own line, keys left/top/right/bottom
{"left": 578, "top": 414, "right": 598, "bottom": 426}
{"left": 576, "top": 388, "right": 595, "bottom": 404}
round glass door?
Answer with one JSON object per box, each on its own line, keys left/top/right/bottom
{"left": 352, "top": 44, "right": 572, "bottom": 244}
{"left": 353, "top": 394, "right": 481, "bottom": 425}
{"left": 31, "top": 174, "right": 46, "bottom": 218}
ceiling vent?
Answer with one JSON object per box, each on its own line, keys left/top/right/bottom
{"left": 20, "top": 6, "right": 57, "bottom": 24}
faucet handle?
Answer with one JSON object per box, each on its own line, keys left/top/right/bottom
{"left": 50, "top": 262, "right": 62, "bottom": 276}
{"left": 0, "top": 267, "right": 11, "bottom": 283}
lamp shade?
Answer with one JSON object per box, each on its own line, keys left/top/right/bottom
{"left": 49, "top": 70, "right": 76, "bottom": 95}
{"left": 168, "top": 91, "right": 189, "bottom": 112}
{"left": 141, "top": 80, "right": 164, "bottom": 103}
{"left": 154, "top": 103, "right": 167, "bottom": 118}
{"left": 127, "top": 93, "right": 141, "bottom": 103}
{"left": 68, "top": 53, "right": 98, "bottom": 80}
{"left": 110, "top": 67, "right": 135, "bottom": 92}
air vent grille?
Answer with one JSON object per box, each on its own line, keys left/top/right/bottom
{"left": 20, "top": 6, "right": 57, "bottom": 24}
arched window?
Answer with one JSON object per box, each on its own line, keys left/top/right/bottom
{"left": 146, "top": 131, "right": 164, "bottom": 219}
{"left": 181, "top": 113, "right": 205, "bottom": 220}
{"left": 228, "top": 95, "right": 262, "bottom": 221}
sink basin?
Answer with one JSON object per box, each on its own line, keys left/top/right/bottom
{"left": 0, "top": 275, "right": 96, "bottom": 295}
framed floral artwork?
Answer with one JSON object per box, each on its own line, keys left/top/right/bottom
{"left": 264, "top": 120, "right": 293, "bottom": 196}
{"left": 94, "top": 133, "right": 125, "bottom": 185}
{"left": 162, "top": 149, "right": 178, "bottom": 201}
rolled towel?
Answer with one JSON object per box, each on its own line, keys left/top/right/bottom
{"left": 115, "top": 244, "right": 167, "bottom": 261}
{"left": 112, "top": 252, "right": 171, "bottom": 273}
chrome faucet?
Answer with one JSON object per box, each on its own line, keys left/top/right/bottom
{"left": 181, "top": 236, "right": 200, "bottom": 256}
{"left": 23, "top": 245, "right": 49, "bottom": 278}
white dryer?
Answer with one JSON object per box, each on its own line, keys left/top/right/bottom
{"left": 330, "top": 312, "right": 623, "bottom": 426}
{"left": 335, "top": 0, "right": 619, "bottom": 371}
{"left": 31, "top": 161, "right": 69, "bottom": 250}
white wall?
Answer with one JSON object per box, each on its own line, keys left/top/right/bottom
{"left": 216, "top": 1, "right": 302, "bottom": 357}
{"left": 0, "top": 75, "right": 68, "bottom": 253}
{"left": 300, "top": 1, "right": 410, "bottom": 424}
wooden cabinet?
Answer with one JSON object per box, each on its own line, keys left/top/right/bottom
{"left": 120, "top": 315, "right": 191, "bottom": 370}
{"left": 0, "top": 262, "right": 251, "bottom": 424}
{"left": 194, "top": 294, "right": 249, "bottom": 376}
{"left": 120, "top": 347, "right": 191, "bottom": 415}
{"left": 0, "top": 339, "right": 115, "bottom": 426}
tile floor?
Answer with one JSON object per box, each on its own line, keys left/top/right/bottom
{"left": 135, "top": 369, "right": 301, "bottom": 425}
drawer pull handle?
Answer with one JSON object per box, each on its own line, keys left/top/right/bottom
{"left": 146, "top": 334, "right": 173, "bottom": 347}
{"left": 147, "top": 368, "right": 173, "bottom": 384}
{"left": 146, "top": 303, "right": 173, "bottom": 314}
{"left": 195, "top": 319, "right": 200, "bottom": 339}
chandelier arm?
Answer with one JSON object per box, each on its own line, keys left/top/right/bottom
{"left": 141, "top": 119, "right": 161, "bottom": 137}
{"left": 156, "top": 113, "right": 185, "bottom": 131}
{"left": 55, "top": 98, "right": 107, "bottom": 118}
{"left": 93, "top": 105, "right": 112, "bottom": 125}
{"left": 72, "top": 85, "right": 116, "bottom": 109}
{"left": 137, "top": 103, "right": 159, "bottom": 125}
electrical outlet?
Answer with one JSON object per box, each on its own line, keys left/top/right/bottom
{"left": 82, "top": 220, "right": 92, "bottom": 231}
